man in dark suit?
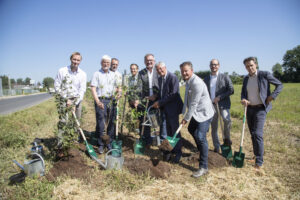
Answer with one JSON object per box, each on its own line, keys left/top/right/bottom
{"left": 152, "top": 62, "right": 183, "bottom": 163}
{"left": 241, "top": 57, "right": 283, "bottom": 170}
{"left": 204, "top": 59, "right": 234, "bottom": 153}
{"left": 137, "top": 53, "right": 159, "bottom": 146}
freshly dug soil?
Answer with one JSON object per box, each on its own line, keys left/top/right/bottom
{"left": 101, "top": 134, "right": 110, "bottom": 145}
{"left": 46, "top": 148, "right": 93, "bottom": 181}
{"left": 185, "top": 151, "right": 228, "bottom": 169}
{"left": 124, "top": 157, "right": 171, "bottom": 179}
{"left": 159, "top": 139, "right": 173, "bottom": 152}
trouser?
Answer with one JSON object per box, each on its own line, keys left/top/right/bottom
{"left": 210, "top": 104, "right": 232, "bottom": 149}
{"left": 247, "top": 106, "right": 266, "bottom": 166}
{"left": 188, "top": 117, "right": 213, "bottom": 169}
{"left": 95, "top": 98, "right": 117, "bottom": 148}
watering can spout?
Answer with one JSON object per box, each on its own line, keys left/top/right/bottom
{"left": 92, "top": 149, "right": 124, "bottom": 170}
{"left": 13, "top": 160, "right": 24, "bottom": 170}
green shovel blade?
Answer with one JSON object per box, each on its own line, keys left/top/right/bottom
{"left": 220, "top": 144, "right": 233, "bottom": 159}
{"left": 134, "top": 139, "right": 145, "bottom": 155}
{"left": 112, "top": 140, "right": 122, "bottom": 157}
{"left": 232, "top": 148, "right": 245, "bottom": 168}
{"left": 166, "top": 136, "right": 180, "bottom": 148}
{"left": 85, "top": 141, "right": 98, "bottom": 158}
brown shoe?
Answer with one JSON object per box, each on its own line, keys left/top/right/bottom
{"left": 247, "top": 156, "right": 256, "bottom": 164}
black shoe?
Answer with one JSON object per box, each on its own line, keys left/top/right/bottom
{"left": 163, "top": 152, "right": 172, "bottom": 162}
{"left": 172, "top": 151, "right": 182, "bottom": 164}
{"left": 223, "top": 139, "right": 232, "bottom": 146}
{"left": 98, "top": 146, "right": 104, "bottom": 154}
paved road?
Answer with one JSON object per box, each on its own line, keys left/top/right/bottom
{"left": 0, "top": 93, "right": 53, "bottom": 115}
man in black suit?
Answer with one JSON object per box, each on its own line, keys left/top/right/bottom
{"left": 152, "top": 62, "right": 183, "bottom": 163}
{"left": 204, "top": 59, "right": 234, "bottom": 153}
{"left": 137, "top": 54, "right": 159, "bottom": 146}
{"left": 241, "top": 57, "right": 283, "bottom": 170}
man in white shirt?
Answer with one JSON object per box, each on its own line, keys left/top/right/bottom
{"left": 54, "top": 52, "right": 87, "bottom": 119}
{"left": 137, "top": 53, "right": 159, "bottom": 146}
{"left": 91, "top": 55, "right": 120, "bottom": 154}
{"left": 54, "top": 52, "right": 87, "bottom": 147}
{"left": 204, "top": 59, "right": 234, "bottom": 153}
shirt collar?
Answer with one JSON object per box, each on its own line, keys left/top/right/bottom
{"left": 68, "top": 65, "right": 79, "bottom": 74}
{"left": 100, "top": 68, "right": 110, "bottom": 74}
{"left": 210, "top": 71, "right": 219, "bottom": 78}
{"left": 249, "top": 70, "right": 258, "bottom": 77}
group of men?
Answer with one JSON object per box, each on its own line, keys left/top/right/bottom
{"left": 54, "top": 52, "right": 282, "bottom": 178}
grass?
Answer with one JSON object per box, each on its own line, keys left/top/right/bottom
{"left": 1, "top": 84, "right": 299, "bottom": 199}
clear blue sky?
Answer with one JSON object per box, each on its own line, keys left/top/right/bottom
{"left": 0, "top": 0, "right": 299, "bottom": 83}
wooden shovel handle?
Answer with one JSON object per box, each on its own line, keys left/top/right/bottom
{"left": 72, "top": 111, "right": 87, "bottom": 142}
{"left": 240, "top": 106, "right": 247, "bottom": 147}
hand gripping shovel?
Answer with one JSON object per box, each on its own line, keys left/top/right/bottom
{"left": 134, "top": 99, "right": 149, "bottom": 155}
{"left": 72, "top": 111, "right": 98, "bottom": 158}
{"left": 111, "top": 100, "right": 122, "bottom": 157}
{"left": 232, "top": 106, "right": 247, "bottom": 168}
{"left": 217, "top": 104, "right": 233, "bottom": 159}
{"left": 160, "top": 124, "right": 183, "bottom": 152}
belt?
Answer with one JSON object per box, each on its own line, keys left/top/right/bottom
{"left": 248, "top": 104, "right": 264, "bottom": 108}
{"left": 98, "top": 97, "right": 111, "bottom": 100}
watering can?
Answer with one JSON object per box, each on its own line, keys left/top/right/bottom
{"left": 92, "top": 149, "right": 124, "bottom": 170}
{"left": 13, "top": 153, "right": 45, "bottom": 177}
{"left": 142, "top": 106, "right": 161, "bottom": 146}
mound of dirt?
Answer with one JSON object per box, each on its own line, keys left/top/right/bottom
{"left": 46, "top": 148, "right": 93, "bottom": 181}
{"left": 124, "top": 157, "right": 171, "bottom": 179}
{"left": 185, "top": 151, "right": 228, "bottom": 168}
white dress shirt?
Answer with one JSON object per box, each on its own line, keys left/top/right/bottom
{"left": 54, "top": 66, "right": 87, "bottom": 105}
{"left": 147, "top": 68, "right": 154, "bottom": 96}
{"left": 210, "top": 72, "right": 218, "bottom": 100}
{"left": 91, "top": 69, "right": 118, "bottom": 98}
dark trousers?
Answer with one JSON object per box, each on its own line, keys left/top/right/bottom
{"left": 95, "top": 99, "right": 117, "bottom": 148}
{"left": 247, "top": 106, "right": 266, "bottom": 166}
{"left": 163, "top": 111, "right": 182, "bottom": 156}
{"left": 188, "top": 117, "right": 213, "bottom": 169}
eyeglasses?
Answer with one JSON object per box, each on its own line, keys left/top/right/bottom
{"left": 210, "top": 64, "right": 219, "bottom": 66}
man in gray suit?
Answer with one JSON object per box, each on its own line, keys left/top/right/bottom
{"left": 204, "top": 59, "right": 234, "bottom": 153}
{"left": 241, "top": 57, "right": 282, "bottom": 170}
{"left": 180, "top": 61, "right": 215, "bottom": 178}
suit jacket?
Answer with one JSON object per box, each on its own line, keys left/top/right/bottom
{"left": 158, "top": 71, "right": 183, "bottom": 116}
{"left": 138, "top": 68, "right": 159, "bottom": 101}
{"left": 204, "top": 72, "right": 234, "bottom": 109}
{"left": 182, "top": 74, "right": 215, "bottom": 122}
{"left": 241, "top": 70, "right": 283, "bottom": 113}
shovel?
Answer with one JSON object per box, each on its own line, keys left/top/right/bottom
{"left": 134, "top": 99, "right": 149, "bottom": 155}
{"left": 217, "top": 104, "right": 233, "bottom": 159}
{"left": 160, "top": 124, "right": 183, "bottom": 152}
{"left": 112, "top": 100, "right": 122, "bottom": 157}
{"left": 232, "top": 106, "right": 247, "bottom": 168}
{"left": 72, "top": 111, "right": 98, "bottom": 158}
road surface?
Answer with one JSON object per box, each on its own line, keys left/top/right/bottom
{"left": 0, "top": 93, "right": 53, "bottom": 115}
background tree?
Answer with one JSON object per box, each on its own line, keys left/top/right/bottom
{"left": 282, "top": 45, "right": 300, "bottom": 82}
{"left": 25, "top": 77, "right": 31, "bottom": 85}
{"left": 17, "top": 78, "right": 23, "bottom": 85}
{"left": 195, "top": 70, "right": 210, "bottom": 79}
{"left": 43, "top": 77, "right": 54, "bottom": 89}
{"left": 229, "top": 71, "right": 243, "bottom": 84}
{"left": 174, "top": 70, "right": 182, "bottom": 81}
{"left": 0, "top": 75, "right": 9, "bottom": 88}
{"left": 272, "top": 63, "right": 283, "bottom": 80}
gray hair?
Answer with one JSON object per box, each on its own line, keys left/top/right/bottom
{"left": 101, "top": 55, "right": 111, "bottom": 62}
{"left": 155, "top": 61, "right": 166, "bottom": 68}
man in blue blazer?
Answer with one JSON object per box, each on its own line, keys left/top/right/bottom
{"left": 241, "top": 57, "right": 283, "bottom": 170}
{"left": 152, "top": 62, "right": 183, "bottom": 163}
